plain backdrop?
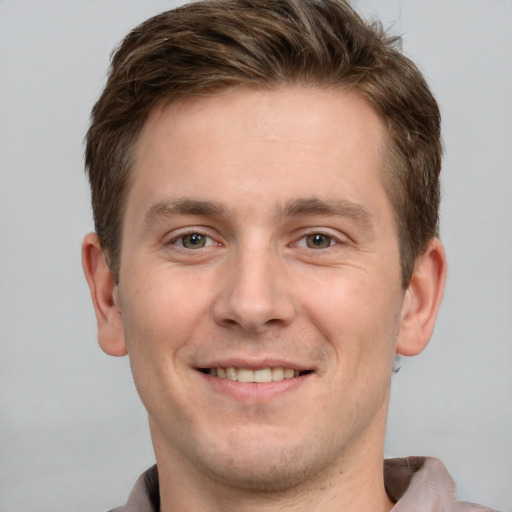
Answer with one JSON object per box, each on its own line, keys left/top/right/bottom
{"left": 0, "top": 1, "right": 510, "bottom": 511}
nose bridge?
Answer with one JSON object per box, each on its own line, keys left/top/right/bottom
{"left": 212, "top": 237, "right": 294, "bottom": 332}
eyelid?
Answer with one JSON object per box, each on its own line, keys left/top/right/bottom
{"left": 292, "top": 229, "right": 348, "bottom": 249}
{"left": 165, "top": 227, "right": 221, "bottom": 248}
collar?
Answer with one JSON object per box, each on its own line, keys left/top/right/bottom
{"left": 109, "top": 457, "right": 497, "bottom": 511}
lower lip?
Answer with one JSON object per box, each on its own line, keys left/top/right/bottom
{"left": 198, "top": 371, "right": 311, "bottom": 401}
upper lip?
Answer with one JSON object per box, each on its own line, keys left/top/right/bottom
{"left": 196, "top": 357, "right": 313, "bottom": 371}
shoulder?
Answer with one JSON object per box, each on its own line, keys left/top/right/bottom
{"left": 385, "top": 457, "right": 501, "bottom": 512}
{"left": 106, "top": 466, "right": 158, "bottom": 512}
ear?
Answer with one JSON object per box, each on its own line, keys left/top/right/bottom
{"left": 396, "top": 238, "right": 447, "bottom": 356}
{"left": 81, "top": 233, "right": 127, "bottom": 356}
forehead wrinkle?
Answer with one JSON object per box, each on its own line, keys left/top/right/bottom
{"left": 144, "top": 197, "right": 225, "bottom": 225}
{"left": 282, "top": 197, "right": 374, "bottom": 232}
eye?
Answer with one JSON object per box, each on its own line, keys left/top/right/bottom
{"left": 175, "top": 232, "right": 215, "bottom": 249}
{"left": 297, "top": 233, "right": 336, "bottom": 249}
{"left": 305, "top": 233, "right": 334, "bottom": 249}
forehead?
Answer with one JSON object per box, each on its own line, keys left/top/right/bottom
{"left": 130, "top": 86, "right": 387, "bottom": 206}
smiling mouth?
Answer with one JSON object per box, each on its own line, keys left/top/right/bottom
{"left": 199, "top": 367, "right": 312, "bottom": 383}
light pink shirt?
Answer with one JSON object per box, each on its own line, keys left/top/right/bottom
{"left": 385, "top": 457, "right": 498, "bottom": 511}
{"left": 109, "top": 457, "right": 499, "bottom": 511}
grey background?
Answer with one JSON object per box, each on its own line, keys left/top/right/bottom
{"left": 0, "top": 1, "right": 510, "bottom": 511}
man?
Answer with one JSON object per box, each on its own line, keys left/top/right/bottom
{"left": 81, "top": 0, "right": 495, "bottom": 510}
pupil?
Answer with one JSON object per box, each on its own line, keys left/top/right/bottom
{"left": 190, "top": 234, "right": 202, "bottom": 245}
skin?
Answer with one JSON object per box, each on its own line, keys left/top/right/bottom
{"left": 83, "top": 86, "right": 446, "bottom": 512}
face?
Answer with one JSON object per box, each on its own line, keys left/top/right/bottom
{"left": 115, "top": 87, "right": 408, "bottom": 490}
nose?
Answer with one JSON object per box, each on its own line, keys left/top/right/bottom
{"left": 211, "top": 245, "right": 296, "bottom": 333}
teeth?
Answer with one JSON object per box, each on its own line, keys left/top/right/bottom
{"left": 226, "top": 367, "right": 237, "bottom": 381}
{"left": 254, "top": 368, "right": 272, "bottom": 383}
{"left": 284, "top": 368, "right": 295, "bottom": 379}
{"left": 206, "top": 367, "right": 306, "bottom": 383}
{"left": 237, "top": 368, "right": 254, "bottom": 383}
{"left": 271, "top": 367, "right": 284, "bottom": 381}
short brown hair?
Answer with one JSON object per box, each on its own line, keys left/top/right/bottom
{"left": 85, "top": 0, "right": 442, "bottom": 288}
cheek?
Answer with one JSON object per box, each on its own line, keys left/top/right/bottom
{"left": 124, "top": 264, "right": 212, "bottom": 322}
{"left": 118, "top": 268, "right": 215, "bottom": 372}
{"left": 118, "top": 275, "right": 208, "bottom": 419}
{"left": 299, "top": 269, "right": 402, "bottom": 370}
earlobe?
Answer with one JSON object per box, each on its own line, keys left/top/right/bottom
{"left": 81, "top": 233, "right": 128, "bottom": 356}
{"left": 396, "top": 238, "right": 447, "bottom": 357}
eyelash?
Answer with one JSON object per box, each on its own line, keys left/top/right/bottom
{"left": 166, "top": 229, "right": 219, "bottom": 250}
{"left": 295, "top": 232, "right": 338, "bottom": 250}
{"left": 165, "top": 229, "right": 344, "bottom": 252}
{"left": 294, "top": 230, "right": 349, "bottom": 255}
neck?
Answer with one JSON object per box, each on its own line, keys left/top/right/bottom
{"left": 160, "top": 461, "right": 393, "bottom": 512}
{"left": 152, "top": 416, "right": 394, "bottom": 512}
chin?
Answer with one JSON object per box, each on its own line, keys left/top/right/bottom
{"left": 207, "top": 457, "right": 320, "bottom": 493}
{"left": 192, "top": 431, "right": 339, "bottom": 494}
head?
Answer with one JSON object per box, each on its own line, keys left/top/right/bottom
{"left": 85, "top": 0, "right": 442, "bottom": 289}
{"left": 82, "top": 0, "right": 447, "bottom": 501}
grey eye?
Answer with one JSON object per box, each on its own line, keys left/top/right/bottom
{"left": 181, "top": 233, "right": 208, "bottom": 249}
{"left": 305, "top": 234, "right": 333, "bottom": 249}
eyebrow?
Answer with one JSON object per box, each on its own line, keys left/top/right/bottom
{"left": 282, "top": 197, "right": 373, "bottom": 231}
{"left": 143, "top": 196, "right": 373, "bottom": 231}
{"left": 144, "top": 198, "right": 225, "bottom": 224}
